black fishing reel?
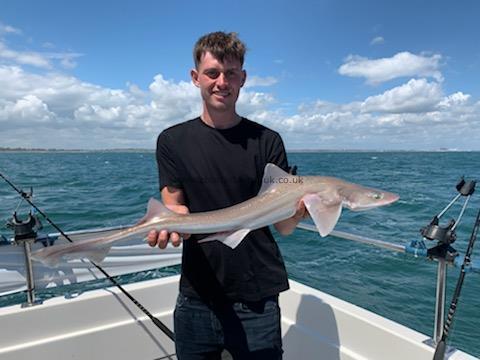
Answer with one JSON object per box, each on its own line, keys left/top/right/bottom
{"left": 5, "top": 186, "right": 42, "bottom": 243}
{"left": 6, "top": 212, "right": 42, "bottom": 243}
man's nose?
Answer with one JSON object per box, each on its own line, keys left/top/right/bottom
{"left": 216, "top": 72, "right": 228, "bottom": 87}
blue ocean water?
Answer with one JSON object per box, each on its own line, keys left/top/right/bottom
{"left": 0, "top": 151, "right": 479, "bottom": 356}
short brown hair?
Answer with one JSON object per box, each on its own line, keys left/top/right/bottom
{"left": 193, "top": 31, "right": 247, "bottom": 68}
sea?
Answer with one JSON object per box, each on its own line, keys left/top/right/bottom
{"left": 0, "top": 151, "right": 479, "bottom": 357}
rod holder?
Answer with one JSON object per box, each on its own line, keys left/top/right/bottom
{"left": 8, "top": 212, "right": 42, "bottom": 307}
{"left": 434, "top": 259, "right": 447, "bottom": 344}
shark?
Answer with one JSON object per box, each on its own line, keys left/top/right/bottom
{"left": 32, "top": 163, "right": 399, "bottom": 267}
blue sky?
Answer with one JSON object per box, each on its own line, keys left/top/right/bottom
{"left": 1, "top": 0, "right": 479, "bottom": 150}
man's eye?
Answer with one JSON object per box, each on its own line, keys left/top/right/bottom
{"left": 205, "top": 70, "right": 220, "bottom": 79}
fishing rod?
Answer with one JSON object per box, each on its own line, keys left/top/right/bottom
{"left": 433, "top": 207, "right": 480, "bottom": 360}
{"left": 0, "top": 171, "right": 175, "bottom": 342}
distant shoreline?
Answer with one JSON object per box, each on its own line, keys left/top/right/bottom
{"left": 0, "top": 148, "right": 155, "bottom": 153}
{"left": 1, "top": 147, "right": 477, "bottom": 153}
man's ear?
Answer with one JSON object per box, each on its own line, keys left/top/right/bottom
{"left": 191, "top": 68, "right": 200, "bottom": 87}
{"left": 241, "top": 70, "right": 247, "bottom": 87}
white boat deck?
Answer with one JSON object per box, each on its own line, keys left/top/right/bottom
{"left": 0, "top": 275, "right": 476, "bottom": 359}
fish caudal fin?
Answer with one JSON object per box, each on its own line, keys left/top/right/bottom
{"left": 31, "top": 240, "right": 113, "bottom": 268}
{"left": 302, "top": 194, "right": 342, "bottom": 237}
{"left": 136, "top": 197, "right": 177, "bottom": 225}
{"left": 31, "top": 246, "right": 63, "bottom": 268}
{"left": 197, "top": 228, "right": 252, "bottom": 249}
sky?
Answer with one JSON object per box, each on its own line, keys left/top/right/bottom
{"left": 0, "top": 0, "right": 479, "bottom": 150}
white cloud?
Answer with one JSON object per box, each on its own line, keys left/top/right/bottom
{"left": 338, "top": 52, "right": 443, "bottom": 84}
{"left": 361, "top": 78, "right": 443, "bottom": 113}
{"left": 0, "top": 40, "right": 83, "bottom": 69}
{"left": 0, "top": 41, "right": 52, "bottom": 68}
{"left": 42, "top": 42, "right": 55, "bottom": 49}
{"left": 370, "top": 36, "right": 385, "bottom": 45}
{"left": 438, "top": 92, "right": 470, "bottom": 108}
{"left": 244, "top": 75, "right": 278, "bottom": 88}
{"left": 0, "top": 65, "right": 282, "bottom": 148}
{"left": 0, "top": 94, "right": 55, "bottom": 128}
{"left": 0, "top": 23, "right": 21, "bottom": 35}
{"left": 249, "top": 77, "right": 479, "bottom": 150}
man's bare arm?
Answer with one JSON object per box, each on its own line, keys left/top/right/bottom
{"left": 273, "top": 200, "right": 308, "bottom": 236}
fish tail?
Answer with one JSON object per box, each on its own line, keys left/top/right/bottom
{"left": 32, "top": 240, "right": 113, "bottom": 268}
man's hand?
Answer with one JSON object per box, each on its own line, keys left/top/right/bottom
{"left": 147, "top": 204, "right": 190, "bottom": 249}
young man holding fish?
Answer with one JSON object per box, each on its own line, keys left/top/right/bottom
{"left": 28, "top": 31, "right": 397, "bottom": 358}
{"left": 148, "top": 31, "right": 306, "bottom": 359}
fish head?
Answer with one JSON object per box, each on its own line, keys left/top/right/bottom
{"left": 341, "top": 184, "right": 399, "bottom": 211}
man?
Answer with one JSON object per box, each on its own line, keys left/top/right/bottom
{"left": 148, "top": 31, "right": 306, "bottom": 360}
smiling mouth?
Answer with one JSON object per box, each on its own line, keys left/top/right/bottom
{"left": 213, "top": 91, "right": 230, "bottom": 97}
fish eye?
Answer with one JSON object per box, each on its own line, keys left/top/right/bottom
{"left": 370, "top": 192, "right": 383, "bottom": 200}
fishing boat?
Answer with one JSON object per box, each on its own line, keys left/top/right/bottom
{"left": 0, "top": 176, "right": 479, "bottom": 359}
{"left": 1, "top": 223, "right": 479, "bottom": 359}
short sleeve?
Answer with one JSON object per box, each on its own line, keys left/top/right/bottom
{"left": 267, "top": 133, "right": 289, "bottom": 172}
{"left": 156, "top": 131, "right": 183, "bottom": 191}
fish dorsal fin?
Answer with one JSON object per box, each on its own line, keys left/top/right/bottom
{"left": 302, "top": 193, "right": 342, "bottom": 237}
{"left": 258, "top": 163, "right": 293, "bottom": 195}
{"left": 136, "top": 197, "right": 175, "bottom": 225}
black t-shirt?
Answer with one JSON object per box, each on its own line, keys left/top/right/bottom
{"left": 156, "top": 117, "right": 290, "bottom": 303}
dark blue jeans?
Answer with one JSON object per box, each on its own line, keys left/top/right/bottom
{"left": 174, "top": 293, "right": 283, "bottom": 360}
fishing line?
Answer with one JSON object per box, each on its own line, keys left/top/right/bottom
{"left": 0, "top": 171, "right": 175, "bottom": 342}
{"left": 433, "top": 207, "right": 480, "bottom": 360}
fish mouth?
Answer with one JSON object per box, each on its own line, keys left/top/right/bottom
{"left": 385, "top": 193, "right": 400, "bottom": 204}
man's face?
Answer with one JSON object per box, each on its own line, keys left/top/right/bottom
{"left": 191, "top": 51, "right": 246, "bottom": 113}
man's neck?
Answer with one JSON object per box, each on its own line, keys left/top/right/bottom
{"left": 200, "top": 108, "right": 241, "bottom": 129}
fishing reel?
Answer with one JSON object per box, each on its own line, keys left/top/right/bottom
{"left": 7, "top": 212, "right": 42, "bottom": 243}
{"left": 422, "top": 177, "right": 476, "bottom": 261}
{"left": 6, "top": 188, "right": 42, "bottom": 244}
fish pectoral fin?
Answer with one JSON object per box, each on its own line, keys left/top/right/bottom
{"left": 197, "top": 229, "right": 251, "bottom": 249}
{"left": 221, "top": 229, "right": 251, "bottom": 248}
{"left": 302, "top": 193, "right": 342, "bottom": 237}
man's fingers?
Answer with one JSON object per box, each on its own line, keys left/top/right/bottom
{"left": 294, "top": 200, "right": 309, "bottom": 220}
{"left": 147, "top": 230, "right": 158, "bottom": 247}
{"left": 170, "top": 232, "right": 182, "bottom": 247}
{"left": 148, "top": 228, "right": 188, "bottom": 249}
{"left": 158, "top": 230, "right": 169, "bottom": 249}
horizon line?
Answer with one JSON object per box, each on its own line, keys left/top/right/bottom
{"left": 0, "top": 147, "right": 477, "bottom": 153}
